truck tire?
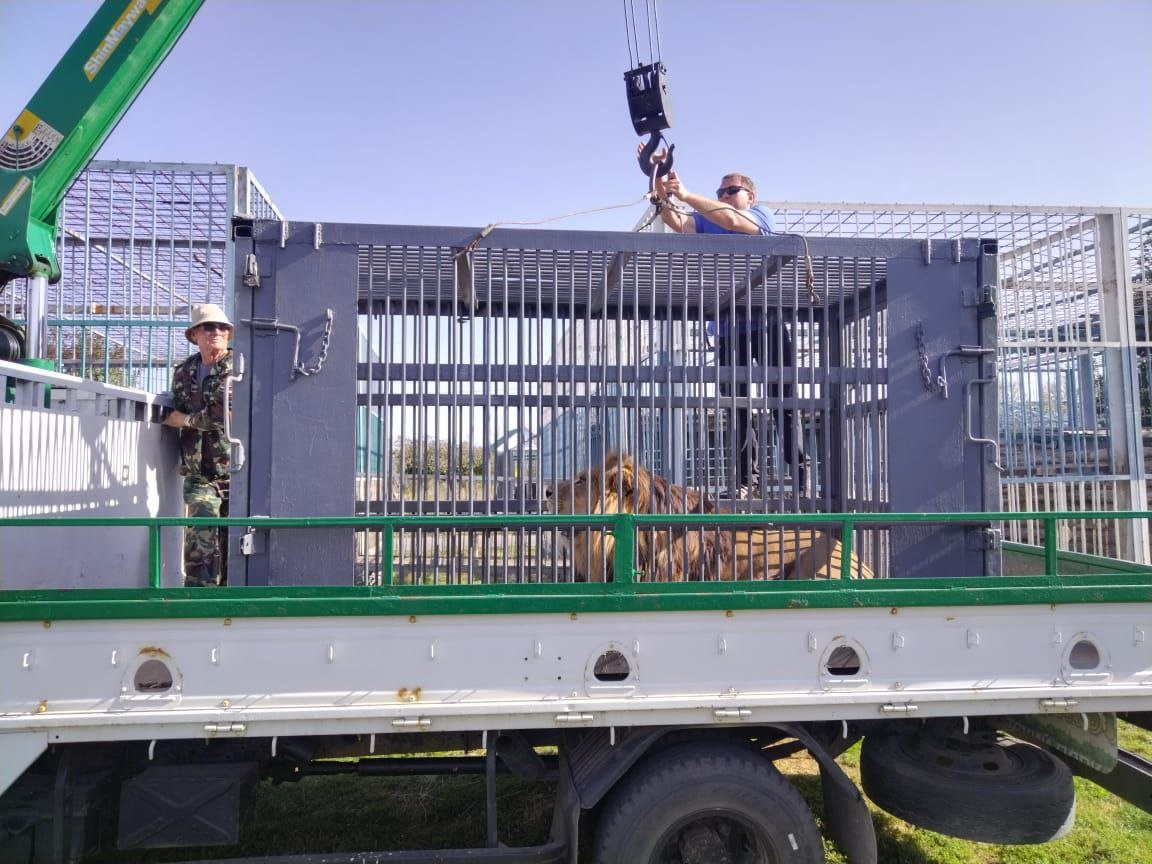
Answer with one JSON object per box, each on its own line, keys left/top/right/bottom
{"left": 594, "top": 740, "right": 824, "bottom": 864}
{"left": 860, "top": 728, "right": 1075, "bottom": 844}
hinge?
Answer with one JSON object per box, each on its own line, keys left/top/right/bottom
{"left": 713, "top": 708, "right": 752, "bottom": 720}
{"left": 203, "top": 722, "right": 247, "bottom": 736}
{"left": 1040, "top": 698, "right": 1080, "bottom": 711}
{"left": 880, "top": 702, "right": 919, "bottom": 715}
{"left": 979, "top": 286, "right": 996, "bottom": 319}
{"left": 554, "top": 713, "right": 595, "bottom": 724}
{"left": 391, "top": 717, "right": 431, "bottom": 728}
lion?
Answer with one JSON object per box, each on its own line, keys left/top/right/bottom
{"left": 548, "top": 451, "right": 874, "bottom": 583}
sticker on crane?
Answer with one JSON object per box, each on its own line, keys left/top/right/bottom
{"left": 84, "top": 0, "right": 164, "bottom": 81}
{"left": 0, "top": 177, "right": 32, "bottom": 217}
{"left": 0, "top": 109, "right": 63, "bottom": 174}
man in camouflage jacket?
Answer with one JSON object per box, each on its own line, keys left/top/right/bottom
{"left": 163, "top": 304, "right": 234, "bottom": 586}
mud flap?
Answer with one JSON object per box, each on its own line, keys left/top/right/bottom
{"left": 777, "top": 723, "right": 877, "bottom": 864}
{"left": 1003, "top": 712, "right": 1118, "bottom": 772}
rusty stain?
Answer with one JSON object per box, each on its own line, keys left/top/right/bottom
{"left": 42, "top": 621, "right": 51, "bottom": 629}
{"left": 570, "top": 613, "right": 578, "bottom": 621}
{"left": 890, "top": 607, "right": 899, "bottom": 616}
{"left": 409, "top": 615, "right": 417, "bottom": 624}
{"left": 398, "top": 687, "right": 422, "bottom": 703}
{"left": 224, "top": 618, "right": 233, "bottom": 626}
{"left": 725, "top": 610, "right": 734, "bottom": 618}
{"left": 138, "top": 646, "right": 172, "bottom": 659}
{"left": 36, "top": 700, "right": 47, "bottom": 714}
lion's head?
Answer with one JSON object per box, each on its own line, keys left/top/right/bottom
{"left": 548, "top": 452, "right": 726, "bottom": 582}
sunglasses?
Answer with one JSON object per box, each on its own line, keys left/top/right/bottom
{"left": 716, "top": 185, "right": 748, "bottom": 198}
{"left": 199, "top": 323, "right": 231, "bottom": 333}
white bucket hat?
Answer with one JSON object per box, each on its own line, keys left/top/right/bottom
{"left": 185, "top": 303, "right": 233, "bottom": 343}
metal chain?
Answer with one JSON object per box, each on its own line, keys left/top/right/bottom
{"left": 296, "top": 309, "right": 334, "bottom": 377}
{"left": 916, "top": 321, "right": 947, "bottom": 395}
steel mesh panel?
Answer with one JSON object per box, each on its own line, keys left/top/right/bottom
{"left": 352, "top": 239, "right": 888, "bottom": 585}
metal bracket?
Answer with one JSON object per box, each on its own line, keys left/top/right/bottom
{"left": 239, "top": 527, "right": 266, "bottom": 556}
{"left": 979, "top": 286, "right": 997, "bottom": 319}
{"left": 966, "top": 526, "right": 1002, "bottom": 551}
{"left": 241, "top": 253, "right": 260, "bottom": 289}
{"left": 224, "top": 351, "right": 246, "bottom": 473}
{"left": 313, "top": 223, "right": 322, "bottom": 250}
{"left": 241, "top": 310, "right": 334, "bottom": 379}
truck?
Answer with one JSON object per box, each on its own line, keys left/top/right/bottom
{"left": 2, "top": 2, "right": 1150, "bottom": 862}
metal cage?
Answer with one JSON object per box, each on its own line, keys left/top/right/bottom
{"left": 228, "top": 223, "right": 999, "bottom": 587}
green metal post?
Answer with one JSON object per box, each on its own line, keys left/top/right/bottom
{"left": 613, "top": 513, "right": 636, "bottom": 583}
{"left": 382, "top": 524, "right": 394, "bottom": 587}
{"left": 147, "top": 523, "right": 161, "bottom": 589}
{"left": 840, "top": 518, "right": 855, "bottom": 580}
{"left": 1044, "top": 516, "right": 1060, "bottom": 577}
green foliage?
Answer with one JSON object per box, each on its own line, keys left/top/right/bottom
{"left": 395, "top": 437, "right": 486, "bottom": 476}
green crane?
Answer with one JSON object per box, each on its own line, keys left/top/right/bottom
{"left": 0, "top": 0, "right": 204, "bottom": 357}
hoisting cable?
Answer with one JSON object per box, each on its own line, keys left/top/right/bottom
{"left": 452, "top": 193, "right": 653, "bottom": 319}
{"left": 650, "top": 195, "right": 821, "bottom": 306}
{"left": 624, "top": 0, "right": 674, "bottom": 199}
{"left": 623, "top": 0, "right": 818, "bottom": 302}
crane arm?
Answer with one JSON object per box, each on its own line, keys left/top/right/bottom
{"left": 0, "top": 0, "right": 204, "bottom": 285}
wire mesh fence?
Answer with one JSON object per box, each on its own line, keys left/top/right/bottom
{"left": 1, "top": 161, "right": 281, "bottom": 392}
{"left": 764, "top": 203, "right": 1150, "bottom": 562}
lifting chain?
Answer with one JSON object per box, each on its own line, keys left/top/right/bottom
{"left": 916, "top": 322, "right": 947, "bottom": 396}
{"left": 241, "top": 309, "right": 334, "bottom": 380}
{"left": 295, "top": 309, "right": 334, "bottom": 377}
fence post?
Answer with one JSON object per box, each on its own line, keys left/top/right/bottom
{"left": 613, "top": 514, "right": 636, "bottom": 583}
{"left": 382, "top": 524, "right": 394, "bottom": 586}
{"left": 1044, "top": 516, "right": 1060, "bottom": 577}
{"left": 839, "top": 518, "right": 855, "bottom": 580}
{"left": 148, "top": 523, "right": 162, "bottom": 589}
{"left": 1096, "top": 212, "right": 1150, "bottom": 564}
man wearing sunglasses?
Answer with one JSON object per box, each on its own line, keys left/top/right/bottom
{"left": 163, "top": 304, "right": 234, "bottom": 586}
{"left": 651, "top": 167, "right": 774, "bottom": 236}
{"left": 648, "top": 158, "right": 802, "bottom": 499}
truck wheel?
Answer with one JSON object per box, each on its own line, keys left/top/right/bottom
{"left": 860, "top": 727, "right": 1075, "bottom": 844}
{"left": 594, "top": 741, "right": 824, "bottom": 864}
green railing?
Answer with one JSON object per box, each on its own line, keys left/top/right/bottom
{"left": 3, "top": 510, "right": 1151, "bottom": 588}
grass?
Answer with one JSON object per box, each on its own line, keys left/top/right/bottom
{"left": 90, "top": 722, "right": 1152, "bottom": 864}
{"left": 799, "top": 720, "right": 1152, "bottom": 864}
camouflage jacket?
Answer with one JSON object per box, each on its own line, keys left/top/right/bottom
{"left": 171, "top": 349, "right": 232, "bottom": 480}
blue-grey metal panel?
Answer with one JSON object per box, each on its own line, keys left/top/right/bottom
{"left": 237, "top": 224, "right": 359, "bottom": 585}
{"left": 887, "top": 239, "right": 999, "bottom": 578}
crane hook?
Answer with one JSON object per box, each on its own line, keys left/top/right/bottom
{"left": 637, "top": 134, "right": 674, "bottom": 180}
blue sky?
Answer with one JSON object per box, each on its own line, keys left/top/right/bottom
{"left": 2, "top": 0, "right": 1150, "bottom": 229}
